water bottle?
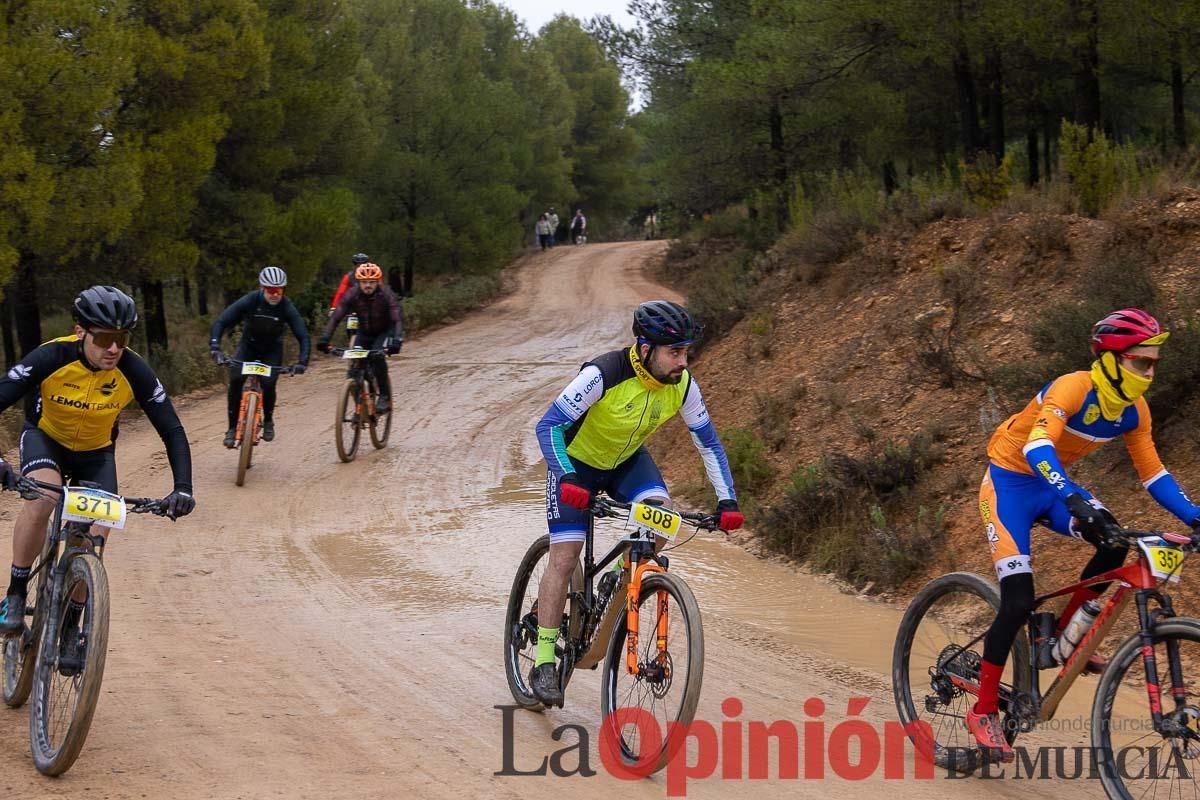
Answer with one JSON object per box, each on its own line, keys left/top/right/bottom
{"left": 1031, "top": 611, "right": 1059, "bottom": 669}
{"left": 586, "top": 570, "right": 621, "bottom": 643}
{"left": 1052, "top": 600, "right": 1102, "bottom": 664}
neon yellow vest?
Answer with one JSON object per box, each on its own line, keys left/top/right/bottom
{"left": 566, "top": 346, "right": 690, "bottom": 470}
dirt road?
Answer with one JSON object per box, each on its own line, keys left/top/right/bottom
{"left": 0, "top": 243, "right": 1101, "bottom": 798}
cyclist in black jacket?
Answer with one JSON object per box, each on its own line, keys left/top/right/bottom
{"left": 210, "top": 266, "right": 310, "bottom": 447}
{"left": 316, "top": 262, "right": 403, "bottom": 413}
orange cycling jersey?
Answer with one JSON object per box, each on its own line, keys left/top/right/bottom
{"left": 988, "top": 371, "right": 1164, "bottom": 484}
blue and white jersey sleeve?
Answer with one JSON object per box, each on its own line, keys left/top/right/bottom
{"left": 1144, "top": 470, "right": 1200, "bottom": 526}
{"left": 535, "top": 366, "right": 603, "bottom": 478}
{"left": 680, "top": 379, "right": 737, "bottom": 502}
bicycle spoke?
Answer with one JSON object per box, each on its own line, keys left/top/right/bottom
{"left": 606, "top": 577, "right": 699, "bottom": 768}
{"left": 1098, "top": 627, "right": 1200, "bottom": 799}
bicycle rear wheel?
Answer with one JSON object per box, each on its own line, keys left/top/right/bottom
{"left": 3, "top": 536, "right": 50, "bottom": 708}
{"left": 236, "top": 392, "right": 257, "bottom": 486}
{"left": 335, "top": 379, "right": 361, "bottom": 462}
{"left": 504, "top": 535, "right": 580, "bottom": 710}
{"left": 1093, "top": 618, "right": 1200, "bottom": 799}
{"left": 30, "top": 552, "right": 110, "bottom": 776}
{"left": 892, "top": 571, "right": 1031, "bottom": 773}
{"left": 600, "top": 570, "right": 703, "bottom": 775}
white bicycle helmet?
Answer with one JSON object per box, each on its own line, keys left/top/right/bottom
{"left": 258, "top": 266, "right": 287, "bottom": 287}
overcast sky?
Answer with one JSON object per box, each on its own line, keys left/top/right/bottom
{"left": 498, "top": 0, "right": 637, "bottom": 34}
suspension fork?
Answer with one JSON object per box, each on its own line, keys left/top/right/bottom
{"left": 236, "top": 378, "right": 263, "bottom": 442}
{"left": 1143, "top": 590, "right": 1190, "bottom": 718}
{"left": 624, "top": 544, "right": 667, "bottom": 676}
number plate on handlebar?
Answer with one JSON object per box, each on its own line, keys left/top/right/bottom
{"left": 628, "top": 502, "right": 682, "bottom": 541}
{"left": 342, "top": 349, "right": 369, "bottom": 359}
{"left": 1137, "top": 537, "right": 1184, "bottom": 582}
{"left": 241, "top": 362, "right": 271, "bottom": 376}
{"left": 62, "top": 487, "right": 127, "bottom": 530}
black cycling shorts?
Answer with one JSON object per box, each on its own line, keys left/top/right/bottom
{"left": 18, "top": 425, "right": 118, "bottom": 493}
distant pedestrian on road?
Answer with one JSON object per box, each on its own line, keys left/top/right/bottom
{"left": 535, "top": 214, "right": 553, "bottom": 251}
{"left": 547, "top": 208, "right": 560, "bottom": 247}
{"left": 571, "top": 210, "right": 587, "bottom": 245}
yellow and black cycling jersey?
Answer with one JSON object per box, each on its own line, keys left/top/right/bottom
{"left": 0, "top": 336, "right": 192, "bottom": 492}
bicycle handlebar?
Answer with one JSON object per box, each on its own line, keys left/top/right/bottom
{"left": 590, "top": 495, "right": 721, "bottom": 531}
{"left": 13, "top": 477, "right": 170, "bottom": 517}
{"left": 329, "top": 347, "right": 388, "bottom": 357}
{"left": 1108, "top": 524, "right": 1200, "bottom": 552}
{"left": 216, "top": 353, "right": 297, "bottom": 376}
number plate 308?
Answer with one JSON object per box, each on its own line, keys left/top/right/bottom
{"left": 628, "top": 502, "right": 682, "bottom": 540}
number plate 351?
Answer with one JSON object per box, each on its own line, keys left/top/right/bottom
{"left": 62, "top": 487, "right": 127, "bottom": 529}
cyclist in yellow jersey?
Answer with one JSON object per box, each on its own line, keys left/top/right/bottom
{"left": 968, "top": 308, "right": 1200, "bottom": 762}
{"left": 529, "top": 301, "right": 744, "bottom": 706}
{"left": 0, "top": 287, "right": 195, "bottom": 649}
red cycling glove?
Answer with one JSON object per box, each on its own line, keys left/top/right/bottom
{"left": 716, "top": 499, "right": 743, "bottom": 531}
{"left": 559, "top": 473, "right": 592, "bottom": 510}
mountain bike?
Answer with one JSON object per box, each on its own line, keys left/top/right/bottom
{"left": 1, "top": 477, "right": 170, "bottom": 775}
{"left": 217, "top": 354, "right": 295, "bottom": 486}
{"left": 329, "top": 347, "right": 391, "bottom": 463}
{"left": 893, "top": 521, "right": 1200, "bottom": 798}
{"left": 504, "top": 495, "right": 717, "bottom": 774}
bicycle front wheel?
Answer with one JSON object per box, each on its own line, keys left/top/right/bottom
{"left": 892, "top": 571, "right": 1030, "bottom": 773}
{"left": 1093, "top": 617, "right": 1200, "bottom": 799}
{"left": 600, "top": 571, "right": 703, "bottom": 775}
{"left": 3, "top": 536, "right": 50, "bottom": 708}
{"left": 335, "top": 379, "right": 361, "bottom": 462}
{"left": 30, "top": 552, "right": 111, "bottom": 776}
{"left": 367, "top": 379, "right": 392, "bottom": 449}
{"left": 236, "top": 392, "right": 257, "bottom": 486}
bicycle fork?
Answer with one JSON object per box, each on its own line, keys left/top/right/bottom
{"left": 235, "top": 384, "right": 263, "bottom": 444}
{"left": 625, "top": 556, "right": 669, "bottom": 678}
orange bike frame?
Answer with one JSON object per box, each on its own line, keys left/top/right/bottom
{"left": 624, "top": 558, "right": 668, "bottom": 676}
{"left": 235, "top": 379, "right": 264, "bottom": 445}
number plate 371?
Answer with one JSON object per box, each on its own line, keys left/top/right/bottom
{"left": 61, "top": 487, "right": 127, "bottom": 529}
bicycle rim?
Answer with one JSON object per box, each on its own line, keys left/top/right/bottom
{"left": 504, "top": 535, "right": 557, "bottom": 710}
{"left": 1093, "top": 618, "right": 1200, "bottom": 799}
{"left": 601, "top": 571, "right": 703, "bottom": 775}
{"left": 30, "top": 553, "right": 110, "bottom": 776}
{"left": 335, "top": 379, "right": 361, "bottom": 462}
{"left": 236, "top": 393, "right": 257, "bottom": 486}
{"left": 2, "top": 544, "right": 49, "bottom": 708}
{"left": 891, "top": 571, "right": 1029, "bottom": 773}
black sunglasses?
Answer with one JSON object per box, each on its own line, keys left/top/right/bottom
{"left": 89, "top": 329, "right": 131, "bottom": 349}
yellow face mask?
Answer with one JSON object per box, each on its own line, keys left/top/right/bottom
{"left": 1091, "top": 353, "right": 1152, "bottom": 421}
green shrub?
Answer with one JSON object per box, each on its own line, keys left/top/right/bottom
{"left": 960, "top": 155, "right": 1012, "bottom": 209}
{"left": 757, "top": 430, "right": 945, "bottom": 591}
{"left": 1059, "top": 121, "right": 1139, "bottom": 216}
{"left": 402, "top": 273, "right": 501, "bottom": 332}
{"left": 683, "top": 247, "right": 754, "bottom": 350}
{"left": 719, "top": 426, "right": 773, "bottom": 497}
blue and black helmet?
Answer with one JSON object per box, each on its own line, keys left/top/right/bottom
{"left": 633, "top": 300, "right": 701, "bottom": 346}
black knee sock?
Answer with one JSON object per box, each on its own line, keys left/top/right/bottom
{"left": 7, "top": 565, "right": 31, "bottom": 598}
{"left": 982, "top": 572, "right": 1036, "bottom": 666}
{"left": 1079, "top": 543, "right": 1129, "bottom": 596}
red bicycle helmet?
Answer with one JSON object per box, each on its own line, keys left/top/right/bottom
{"left": 1089, "top": 308, "right": 1165, "bottom": 356}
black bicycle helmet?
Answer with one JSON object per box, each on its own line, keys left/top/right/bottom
{"left": 633, "top": 300, "right": 700, "bottom": 346}
{"left": 72, "top": 285, "right": 138, "bottom": 331}
{"left": 351, "top": 252, "right": 371, "bottom": 265}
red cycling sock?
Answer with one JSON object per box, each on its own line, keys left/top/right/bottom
{"left": 973, "top": 659, "right": 1004, "bottom": 715}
